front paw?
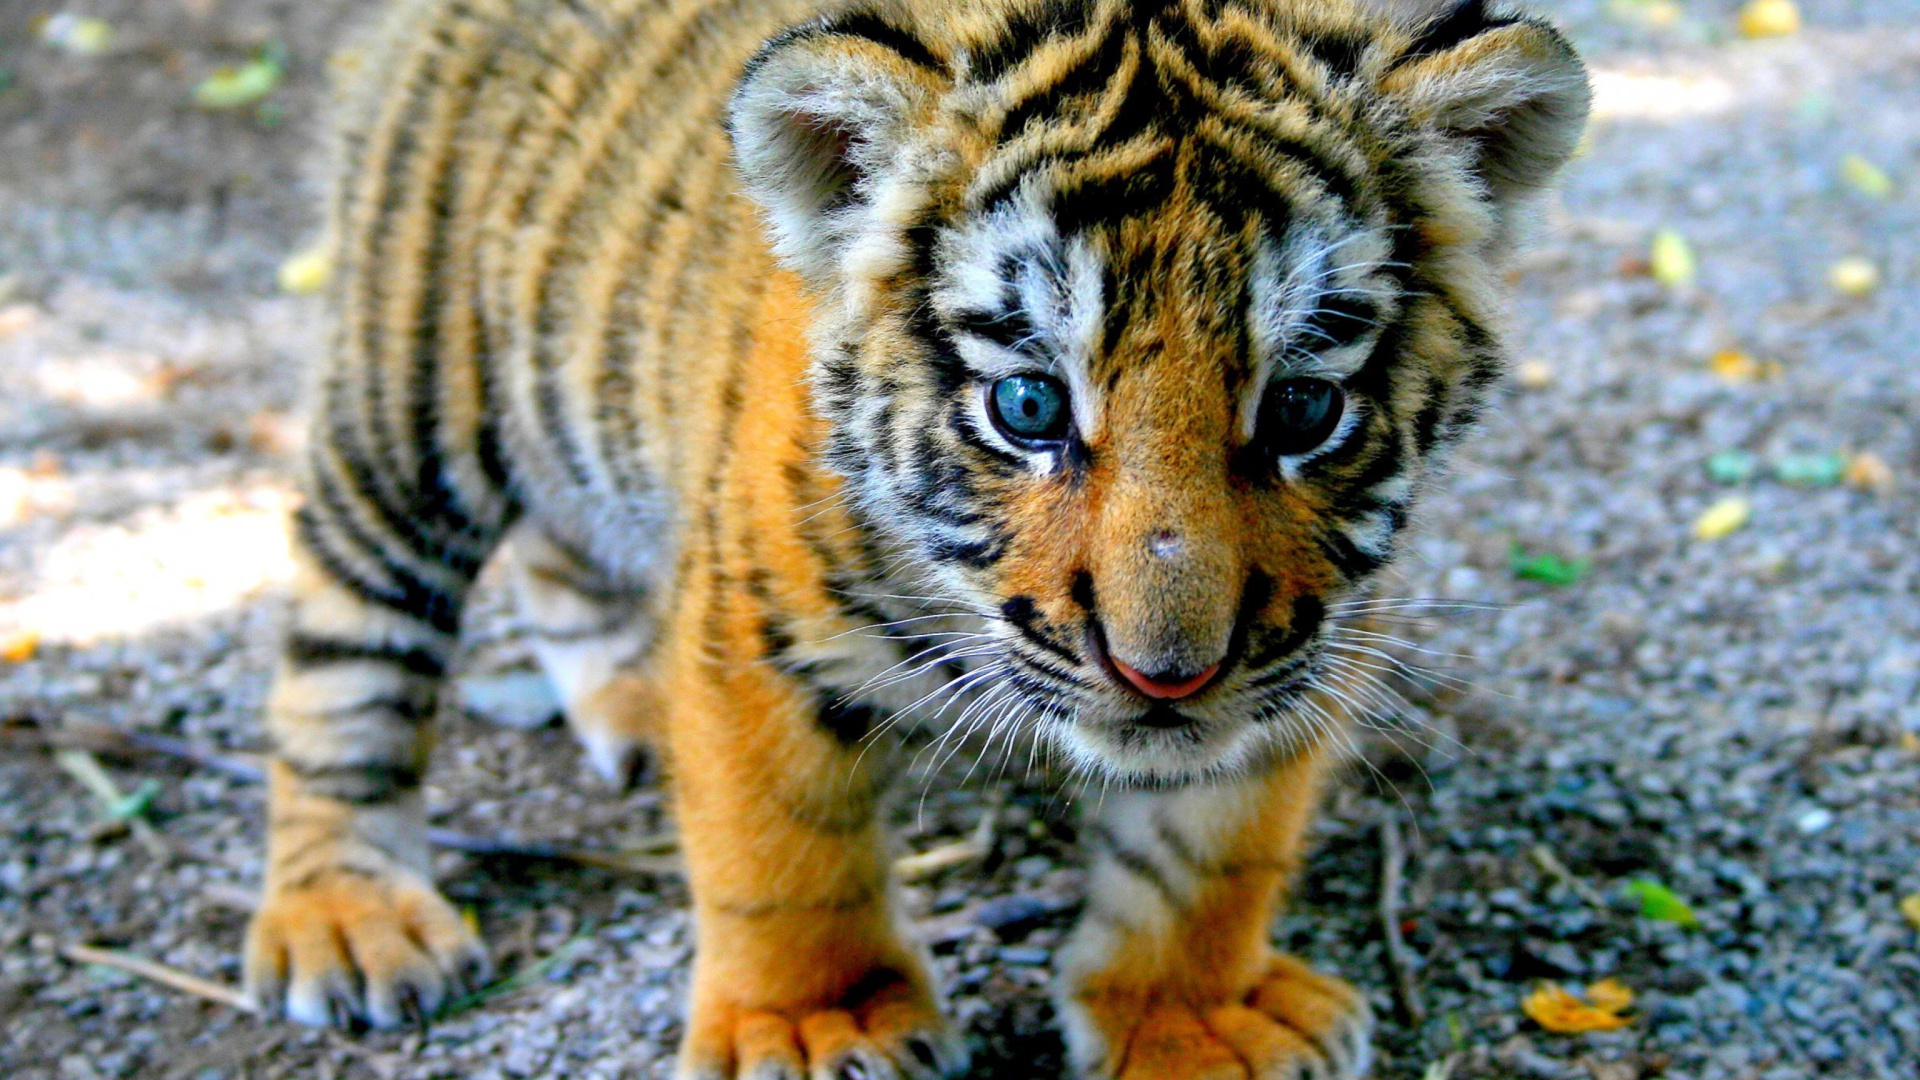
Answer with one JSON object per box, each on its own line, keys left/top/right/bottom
{"left": 1065, "top": 955, "right": 1373, "bottom": 1080}
{"left": 678, "top": 971, "right": 968, "bottom": 1080}
{"left": 245, "top": 867, "right": 491, "bottom": 1029}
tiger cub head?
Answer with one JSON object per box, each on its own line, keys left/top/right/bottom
{"left": 730, "top": 0, "right": 1588, "bottom": 782}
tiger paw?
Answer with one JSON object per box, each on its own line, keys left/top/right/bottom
{"left": 244, "top": 867, "right": 491, "bottom": 1029}
{"left": 1066, "top": 955, "right": 1373, "bottom": 1080}
{"left": 678, "top": 974, "right": 969, "bottom": 1080}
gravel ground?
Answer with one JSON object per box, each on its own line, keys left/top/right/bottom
{"left": 3, "top": 1, "right": 1918, "bottom": 1078}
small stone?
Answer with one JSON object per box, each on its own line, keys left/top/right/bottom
{"left": 973, "top": 894, "right": 1059, "bottom": 941}
{"left": 1794, "top": 808, "right": 1833, "bottom": 835}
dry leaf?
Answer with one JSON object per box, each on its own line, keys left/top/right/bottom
{"left": 0, "top": 304, "right": 37, "bottom": 338}
{"left": 1517, "top": 360, "right": 1554, "bottom": 389}
{"left": 1, "top": 629, "right": 41, "bottom": 663}
{"left": 1901, "top": 894, "right": 1920, "bottom": 931}
{"left": 1845, "top": 452, "right": 1893, "bottom": 494}
{"left": 1709, "top": 350, "right": 1758, "bottom": 384}
{"left": 1585, "top": 979, "right": 1634, "bottom": 1014}
{"left": 1522, "top": 980, "right": 1634, "bottom": 1034}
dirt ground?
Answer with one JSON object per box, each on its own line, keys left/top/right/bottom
{"left": 2, "top": 1, "right": 1918, "bottom": 1078}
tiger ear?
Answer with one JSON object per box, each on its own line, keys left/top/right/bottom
{"left": 729, "top": 20, "right": 947, "bottom": 283}
{"left": 1380, "top": 0, "right": 1590, "bottom": 208}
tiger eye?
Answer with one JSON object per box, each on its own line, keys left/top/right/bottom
{"left": 1262, "top": 378, "right": 1344, "bottom": 458}
{"left": 990, "top": 374, "right": 1070, "bottom": 443}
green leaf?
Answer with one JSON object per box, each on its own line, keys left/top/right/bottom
{"left": 194, "top": 46, "right": 285, "bottom": 110}
{"left": 1649, "top": 229, "right": 1697, "bottom": 289}
{"left": 1624, "top": 878, "right": 1699, "bottom": 927}
{"left": 107, "top": 778, "right": 163, "bottom": 822}
{"left": 1509, "top": 544, "right": 1589, "bottom": 586}
{"left": 438, "top": 932, "right": 593, "bottom": 1018}
{"left": 1772, "top": 452, "right": 1846, "bottom": 488}
{"left": 1706, "top": 451, "right": 1758, "bottom": 484}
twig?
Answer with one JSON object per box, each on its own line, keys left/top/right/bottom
{"left": 28, "top": 719, "right": 683, "bottom": 873}
{"left": 52, "top": 720, "right": 265, "bottom": 782}
{"left": 438, "top": 932, "right": 594, "bottom": 1018}
{"left": 53, "top": 748, "right": 170, "bottom": 860}
{"left": 895, "top": 791, "right": 1002, "bottom": 882}
{"left": 426, "top": 829, "right": 680, "bottom": 875}
{"left": 1379, "top": 813, "right": 1426, "bottom": 1026}
{"left": 59, "top": 943, "right": 256, "bottom": 1014}
{"left": 1528, "top": 844, "right": 1609, "bottom": 910}
{"left": 34, "top": 718, "right": 979, "bottom": 883}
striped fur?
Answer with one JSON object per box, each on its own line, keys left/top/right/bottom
{"left": 244, "top": 0, "right": 1586, "bottom": 1075}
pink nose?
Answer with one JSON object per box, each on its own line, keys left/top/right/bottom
{"left": 1112, "top": 659, "right": 1220, "bottom": 700}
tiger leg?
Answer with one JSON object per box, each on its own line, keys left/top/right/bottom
{"left": 664, "top": 645, "right": 967, "bottom": 1080}
{"left": 245, "top": 483, "right": 501, "bottom": 1028}
{"left": 498, "top": 523, "right": 658, "bottom": 784}
{"left": 1056, "top": 748, "right": 1373, "bottom": 1080}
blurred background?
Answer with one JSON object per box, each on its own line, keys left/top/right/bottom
{"left": 0, "top": 0, "right": 1915, "bottom": 1077}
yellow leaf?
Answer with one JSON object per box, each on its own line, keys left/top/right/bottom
{"left": 1522, "top": 981, "right": 1634, "bottom": 1034}
{"left": 1840, "top": 154, "right": 1895, "bottom": 199}
{"left": 1845, "top": 452, "right": 1893, "bottom": 494}
{"left": 1693, "top": 496, "right": 1751, "bottom": 541}
{"left": 1709, "top": 350, "right": 1758, "bottom": 384}
{"left": 1829, "top": 258, "right": 1880, "bottom": 298}
{"left": 0, "top": 629, "right": 40, "bottom": 663}
{"left": 278, "top": 248, "right": 333, "bottom": 295}
{"left": 1901, "top": 894, "right": 1920, "bottom": 931}
{"left": 1649, "top": 229, "right": 1696, "bottom": 289}
{"left": 1738, "top": 0, "right": 1800, "bottom": 38}
{"left": 1585, "top": 978, "right": 1635, "bottom": 1014}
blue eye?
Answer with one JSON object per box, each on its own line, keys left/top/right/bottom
{"left": 989, "top": 375, "right": 1070, "bottom": 442}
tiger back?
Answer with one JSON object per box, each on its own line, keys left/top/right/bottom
{"left": 245, "top": 1, "right": 1587, "bottom": 1076}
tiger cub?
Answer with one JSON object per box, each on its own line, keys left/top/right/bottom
{"left": 243, "top": 0, "right": 1587, "bottom": 1075}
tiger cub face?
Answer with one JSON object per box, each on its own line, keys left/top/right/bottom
{"left": 731, "top": 0, "right": 1588, "bottom": 782}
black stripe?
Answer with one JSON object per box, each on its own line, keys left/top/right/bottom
{"left": 1317, "top": 526, "right": 1384, "bottom": 580}
{"left": 282, "top": 761, "right": 423, "bottom": 805}
{"left": 967, "top": 0, "right": 1099, "bottom": 83}
{"left": 299, "top": 471, "right": 464, "bottom": 634}
{"left": 321, "top": 396, "right": 488, "bottom": 576}
{"left": 403, "top": 17, "right": 509, "bottom": 544}
{"left": 1397, "top": 0, "right": 1516, "bottom": 64}
{"left": 803, "top": 11, "right": 942, "bottom": 71}
{"left": 284, "top": 633, "right": 446, "bottom": 678}
{"left": 1000, "top": 596, "right": 1083, "bottom": 666}
{"left": 1086, "top": 822, "right": 1187, "bottom": 912}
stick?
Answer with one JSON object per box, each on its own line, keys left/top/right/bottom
{"left": 425, "top": 829, "right": 680, "bottom": 875}
{"left": 1378, "top": 813, "right": 1426, "bottom": 1026}
{"left": 51, "top": 720, "right": 265, "bottom": 782}
{"left": 33, "top": 719, "right": 980, "bottom": 882}
{"left": 59, "top": 943, "right": 257, "bottom": 1014}
{"left": 1527, "top": 844, "right": 1609, "bottom": 910}
{"left": 895, "top": 791, "right": 1001, "bottom": 882}
{"left": 53, "top": 748, "right": 171, "bottom": 860}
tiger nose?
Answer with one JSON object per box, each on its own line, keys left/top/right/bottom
{"left": 1110, "top": 658, "right": 1220, "bottom": 700}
